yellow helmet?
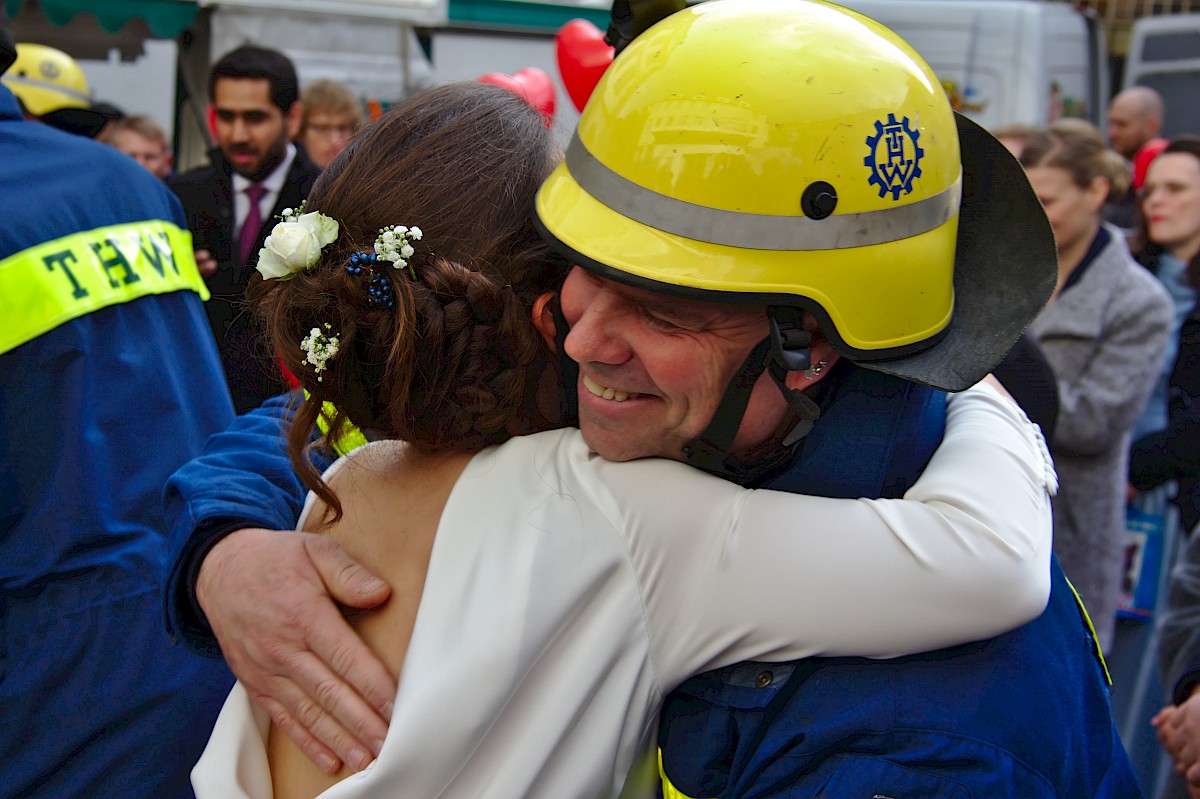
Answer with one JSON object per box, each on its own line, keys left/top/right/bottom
{"left": 2, "top": 43, "right": 92, "bottom": 117}
{"left": 537, "top": 0, "right": 1055, "bottom": 391}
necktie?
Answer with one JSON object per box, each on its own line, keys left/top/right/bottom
{"left": 238, "top": 184, "right": 267, "bottom": 265}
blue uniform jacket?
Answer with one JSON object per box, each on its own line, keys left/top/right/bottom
{"left": 659, "top": 367, "right": 1140, "bottom": 798}
{"left": 0, "top": 83, "right": 235, "bottom": 798}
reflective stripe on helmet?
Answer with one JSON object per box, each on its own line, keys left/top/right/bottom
{"left": 566, "top": 133, "right": 961, "bottom": 252}
{"left": 1, "top": 72, "right": 91, "bottom": 106}
{"left": 0, "top": 220, "right": 207, "bottom": 355}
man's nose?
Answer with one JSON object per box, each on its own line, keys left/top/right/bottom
{"left": 563, "top": 290, "right": 632, "bottom": 366}
{"left": 229, "top": 118, "right": 250, "bottom": 142}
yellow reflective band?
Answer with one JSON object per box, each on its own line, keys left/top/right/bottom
{"left": 1064, "top": 575, "right": 1113, "bottom": 686}
{"left": 308, "top": 395, "right": 370, "bottom": 457}
{"left": 0, "top": 220, "right": 207, "bottom": 355}
{"left": 659, "top": 749, "right": 709, "bottom": 799}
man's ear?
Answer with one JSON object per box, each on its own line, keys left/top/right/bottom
{"left": 781, "top": 351, "right": 841, "bottom": 391}
{"left": 286, "top": 101, "right": 304, "bottom": 140}
{"left": 532, "top": 291, "right": 559, "bottom": 352}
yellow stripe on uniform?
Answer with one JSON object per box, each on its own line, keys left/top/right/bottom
{"left": 0, "top": 220, "right": 206, "bottom": 355}
{"left": 310, "top": 396, "right": 370, "bottom": 457}
{"left": 1064, "top": 575, "right": 1113, "bottom": 686}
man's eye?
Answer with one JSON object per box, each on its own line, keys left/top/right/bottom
{"left": 641, "top": 309, "right": 682, "bottom": 331}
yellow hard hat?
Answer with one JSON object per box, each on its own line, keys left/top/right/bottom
{"left": 2, "top": 43, "right": 92, "bottom": 117}
{"left": 536, "top": 0, "right": 1055, "bottom": 391}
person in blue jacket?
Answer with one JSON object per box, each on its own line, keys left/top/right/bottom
{"left": 0, "top": 24, "right": 235, "bottom": 799}
{"left": 162, "top": 1, "right": 1138, "bottom": 795}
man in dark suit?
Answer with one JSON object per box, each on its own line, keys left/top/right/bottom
{"left": 172, "top": 45, "right": 321, "bottom": 413}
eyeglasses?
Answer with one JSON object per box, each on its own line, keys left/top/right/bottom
{"left": 306, "top": 122, "right": 356, "bottom": 138}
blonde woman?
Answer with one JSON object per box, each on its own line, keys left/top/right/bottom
{"left": 1020, "top": 121, "right": 1174, "bottom": 652}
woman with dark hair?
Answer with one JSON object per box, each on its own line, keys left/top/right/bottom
{"left": 1131, "top": 138, "right": 1200, "bottom": 795}
{"left": 1019, "top": 122, "right": 1173, "bottom": 654}
{"left": 189, "top": 82, "right": 1055, "bottom": 798}
{"left": 1129, "top": 136, "right": 1200, "bottom": 531}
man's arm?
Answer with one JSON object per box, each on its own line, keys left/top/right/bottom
{"left": 1130, "top": 393, "right": 1200, "bottom": 492}
{"left": 163, "top": 391, "right": 313, "bottom": 648}
{"left": 1159, "top": 523, "right": 1200, "bottom": 707}
{"left": 1156, "top": 526, "right": 1200, "bottom": 793}
{"left": 162, "top": 391, "right": 395, "bottom": 774}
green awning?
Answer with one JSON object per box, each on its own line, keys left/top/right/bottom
{"left": 448, "top": 0, "right": 608, "bottom": 32}
{"left": 5, "top": 0, "right": 199, "bottom": 38}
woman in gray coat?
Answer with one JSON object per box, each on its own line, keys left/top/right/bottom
{"left": 1021, "top": 123, "right": 1173, "bottom": 654}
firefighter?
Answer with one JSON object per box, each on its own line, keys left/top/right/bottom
{"left": 534, "top": 1, "right": 1139, "bottom": 795}
{"left": 0, "top": 27, "right": 234, "bottom": 798}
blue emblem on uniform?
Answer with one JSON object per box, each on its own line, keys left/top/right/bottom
{"left": 864, "top": 114, "right": 924, "bottom": 200}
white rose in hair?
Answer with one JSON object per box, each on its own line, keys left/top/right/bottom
{"left": 255, "top": 212, "right": 340, "bottom": 280}
{"left": 300, "top": 211, "right": 339, "bottom": 248}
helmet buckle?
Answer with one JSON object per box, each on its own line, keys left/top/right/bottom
{"left": 768, "top": 310, "right": 812, "bottom": 373}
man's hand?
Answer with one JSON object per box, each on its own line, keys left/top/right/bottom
{"left": 195, "top": 248, "right": 218, "bottom": 277}
{"left": 1154, "top": 687, "right": 1200, "bottom": 795}
{"left": 197, "top": 527, "right": 395, "bottom": 773}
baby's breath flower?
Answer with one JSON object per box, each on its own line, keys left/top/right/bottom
{"left": 299, "top": 323, "right": 340, "bottom": 382}
{"left": 373, "top": 224, "right": 423, "bottom": 279}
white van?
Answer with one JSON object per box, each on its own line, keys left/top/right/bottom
{"left": 834, "top": 0, "right": 1109, "bottom": 131}
{"left": 428, "top": 0, "right": 1108, "bottom": 135}
{"left": 1123, "top": 13, "right": 1200, "bottom": 139}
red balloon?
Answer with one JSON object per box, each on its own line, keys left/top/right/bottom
{"left": 1132, "top": 137, "right": 1169, "bottom": 190}
{"left": 556, "top": 19, "right": 614, "bottom": 112}
{"left": 478, "top": 68, "right": 557, "bottom": 127}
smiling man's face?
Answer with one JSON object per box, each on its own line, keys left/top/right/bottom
{"left": 558, "top": 266, "right": 836, "bottom": 463}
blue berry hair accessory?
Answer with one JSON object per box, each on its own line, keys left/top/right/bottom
{"left": 346, "top": 250, "right": 396, "bottom": 309}
{"left": 345, "top": 225, "right": 423, "bottom": 308}
{"left": 345, "top": 250, "right": 373, "bottom": 277}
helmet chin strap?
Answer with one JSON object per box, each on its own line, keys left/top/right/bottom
{"left": 681, "top": 308, "right": 822, "bottom": 485}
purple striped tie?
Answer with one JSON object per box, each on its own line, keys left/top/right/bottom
{"left": 238, "top": 184, "right": 266, "bottom": 264}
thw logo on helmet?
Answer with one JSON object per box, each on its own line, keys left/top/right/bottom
{"left": 864, "top": 114, "right": 924, "bottom": 200}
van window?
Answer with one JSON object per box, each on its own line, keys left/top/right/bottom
{"left": 1138, "top": 30, "right": 1200, "bottom": 62}
{"left": 1124, "top": 14, "right": 1200, "bottom": 139}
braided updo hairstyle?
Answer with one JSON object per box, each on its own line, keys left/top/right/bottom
{"left": 251, "top": 82, "right": 565, "bottom": 516}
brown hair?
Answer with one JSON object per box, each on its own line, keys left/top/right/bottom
{"left": 1020, "top": 121, "right": 1130, "bottom": 202}
{"left": 990, "top": 121, "right": 1040, "bottom": 157}
{"left": 1132, "top": 134, "right": 1200, "bottom": 287}
{"left": 299, "top": 78, "right": 364, "bottom": 134}
{"left": 210, "top": 45, "right": 299, "bottom": 113}
{"left": 252, "top": 82, "right": 565, "bottom": 517}
{"left": 99, "top": 113, "right": 168, "bottom": 147}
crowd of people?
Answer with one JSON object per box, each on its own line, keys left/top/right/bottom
{"left": 4, "top": 0, "right": 1200, "bottom": 797}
